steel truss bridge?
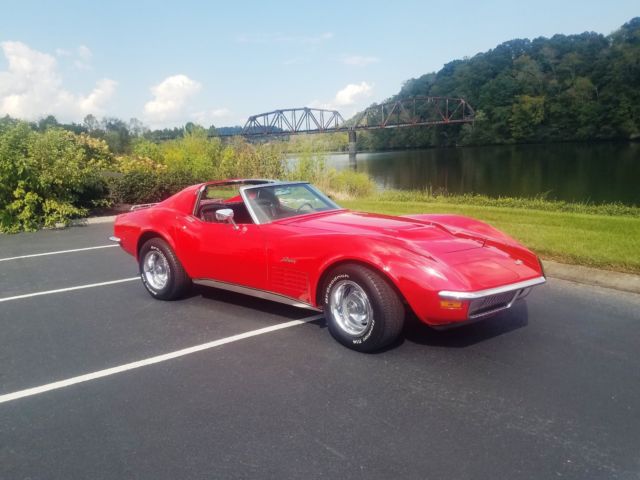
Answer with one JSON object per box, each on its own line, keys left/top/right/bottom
{"left": 239, "top": 96, "right": 475, "bottom": 137}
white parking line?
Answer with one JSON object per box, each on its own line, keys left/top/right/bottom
{"left": 0, "top": 277, "right": 140, "bottom": 303}
{"left": 0, "top": 244, "right": 118, "bottom": 262}
{"left": 0, "top": 315, "right": 324, "bottom": 404}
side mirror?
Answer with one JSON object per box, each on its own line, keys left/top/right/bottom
{"left": 215, "top": 208, "right": 238, "bottom": 229}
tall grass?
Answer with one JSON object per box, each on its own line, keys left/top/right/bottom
{"left": 285, "top": 150, "right": 375, "bottom": 198}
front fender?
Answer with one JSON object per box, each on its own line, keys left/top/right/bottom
{"left": 308, "top": 235, "right": 468, "bottom": 323}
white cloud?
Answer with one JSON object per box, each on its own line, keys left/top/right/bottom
{"left": 333, "top": 81, "right": 373, "bottom": 106}
{"left": 309, "top": 81, "right": 374, "bottom": 117}
{"left": 78, "top": 79, "right": 117, "bottom": 112}
{"left": 316, "top": 32, "right": 334, "bottom": 42}
{"left": 55, "top": 48, "right": 72, "bottom": 57}
{"left": 341, "top": 55, "right": 380, "bottom": 67}
{"left": 0, "top": 41, "right": 116, "bottom": 121}
{"left": 77, "top": 45, "right": 91, "bottom": 61}
{"left": 55, "top": 45, "right": 93, "bottom": 69}
{"left": 143, "top": 74, "right": 202, "bottom": 126}
{"left": 74, "top": 45, "right": 92, "bottom": 69}
{"left": 191, "top": 107, "right": 233, "bottom": 126}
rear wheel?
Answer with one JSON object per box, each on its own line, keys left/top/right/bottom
{"left": 322, "top": 264, "right": 404, "bottom": 352}
{"left": 139, "top": 238, "right": 191, "bottom": 300}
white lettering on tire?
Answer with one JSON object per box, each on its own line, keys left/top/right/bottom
{"left": 324, "top": 273, "right": 349, "bottom": 304}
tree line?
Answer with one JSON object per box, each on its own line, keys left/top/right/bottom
{"left": 0, "top": 114, "right": 230, "bottom": 154}
{"left": 356, "top": 17, "right": 640, "bottom": 150}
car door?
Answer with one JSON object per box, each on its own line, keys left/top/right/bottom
{"left": 177, "top": 217, "right": 268, "bottom": 290}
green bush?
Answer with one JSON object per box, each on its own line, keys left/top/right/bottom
{"left": 284, "top": 150, "right": 375, "bottom": 199}
{"left": 0, "top": 123, "right": 113, "bottom": 232}
{"left": 109, "top": 135, "right": 288, "bottom": 204}
{"left": 107, "top": 169, "right": 202, "bottom": 205}
{"left": 324, "top": 169, "right": 376, "bottom": 198}
{"left": 285, "top": 150, "right": 327, "bottom": 183}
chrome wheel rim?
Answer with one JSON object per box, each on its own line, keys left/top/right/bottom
{"left": 143, "top": 250, "right": 169, "bottom": 290}
{"left": 329, "top": 280, "right": 372, "bottom": 336}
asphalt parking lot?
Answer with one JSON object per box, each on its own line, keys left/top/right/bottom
{"left": 1, "top": 223, "right": 640, "bottom": 480}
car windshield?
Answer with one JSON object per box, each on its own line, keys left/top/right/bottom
{"left": 243, "top": 183, "right": 341, "bottom": 224}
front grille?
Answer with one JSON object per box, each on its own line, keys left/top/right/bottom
{"left": 468, "top": 290, "right": 520, "bottom": 319}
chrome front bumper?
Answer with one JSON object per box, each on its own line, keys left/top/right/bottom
{"left": 439, "top": 276, "right": 546, "bottom": 320}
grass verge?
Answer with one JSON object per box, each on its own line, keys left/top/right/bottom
{"left": 341, "top": 198, "right": 640, "bottom": 275}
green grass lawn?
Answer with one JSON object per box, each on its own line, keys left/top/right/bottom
{"left": 341, "top": 199, "right": 640, "bottom": 275}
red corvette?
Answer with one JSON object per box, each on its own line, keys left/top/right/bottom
{"left": 111, "top": 179, "right": 545, "bottom": 352}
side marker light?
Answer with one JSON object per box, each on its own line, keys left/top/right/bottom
{"left": 440, "top": 300, "right": 463, "bottom": 309}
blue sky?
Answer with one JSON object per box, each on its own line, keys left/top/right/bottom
{"left": 0, "top": 0, "right": 637, "bottom": 128}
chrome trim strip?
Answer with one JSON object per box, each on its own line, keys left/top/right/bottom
{"left": 193, "top": 278, "right": 322, "bottom": 311}
{"left": 239, "top": 186, "right": 263, "bottom": 225}
{"left": 468, "top": 303, "right": 512, "bottom": 319}
{"left": 468, "top": 290, "right": 520, "bottom": 319}
{"left": 192, "top": 184, "right": 207, "bottom": 216}
{"left": 438, "top": 276, "right": 546, "bottom": 300}
{"left": 130, "top": 203, "right": 158, "bottom": 211}
{"left": 108, "top": 236, "right": 121, "bottom": 244}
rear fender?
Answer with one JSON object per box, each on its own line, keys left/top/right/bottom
{"left": 114, "top": 209, "right": 180, "bottom": 261}
{"left": 136, "top": 228, "right": 178, "bottom": 260}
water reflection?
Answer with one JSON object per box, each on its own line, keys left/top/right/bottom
{"left": 322, "top": 143, "right": 640, "bottom": 205}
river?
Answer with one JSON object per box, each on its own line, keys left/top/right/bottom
{"left": 319, "top": 143, "right": 640, "bottom": 205}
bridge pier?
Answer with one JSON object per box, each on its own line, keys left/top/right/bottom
{"left": 348, "top": 129, "right": 357, "bottom": 162}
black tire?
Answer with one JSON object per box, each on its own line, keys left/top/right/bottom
{"left": 322, "top": 264, "right": 404, "bottom": 352}
{"left": 139, "top": 237, "right": 191, "bottom": 300}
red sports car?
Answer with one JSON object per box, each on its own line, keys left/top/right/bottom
{"left": 111, "top": 179, "right": 545, "bottom": 352}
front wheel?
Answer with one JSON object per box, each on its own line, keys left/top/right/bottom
{"left": 139, "top": 237, "right": 191, "bottom": 300}
{"left": 322, "top": 264, "right": 405, "bottom": 352}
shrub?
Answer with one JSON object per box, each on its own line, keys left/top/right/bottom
{"left": 109, "top": 136, "right": 288, "bottom": 204}
{"left": 107, "top": 154, "right": 200, "bottom": 204}
{"left": 0, "top": 124, "right": 114, "bottom": 232}
{"left": 284, "top": 151, "right": 376, "bottom": 199}
{"left": 285, "top": 150, "right": 327, "bottom": 183}
{"left": 324, "top": 169, "right": 376, "bottom": 199}
{"left": 162, "top": 129, "right": 222, "bottom": 179}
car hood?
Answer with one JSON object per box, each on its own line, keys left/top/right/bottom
{"left": 288, "top": 210, "right": 484, "bottom": 256}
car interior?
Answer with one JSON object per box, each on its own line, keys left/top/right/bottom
{"left": 198, "top": 201, "right": 253, "bottom": 224}
{"left": 195, "top": 181, "right": 338, "bottom": 225}
{"left": 195, "top": 181, "right": 270, "bottom": 225}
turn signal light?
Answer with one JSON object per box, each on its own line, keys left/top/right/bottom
{"left": 440, "top": 300, "right": 463, "bottom": 309}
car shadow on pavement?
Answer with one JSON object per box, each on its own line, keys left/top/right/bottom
{"left": 186, "top": 285, "right": 528, "bottom": 350}
{"left": 193, "top": 285, "right": 327, "bottom": 324}
{"left": 403, "top": 300, "right": 529, "bottom": 348}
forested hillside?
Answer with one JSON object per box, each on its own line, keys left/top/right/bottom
{"left": 357, "top": 17, "right": 640, "bottom": 150}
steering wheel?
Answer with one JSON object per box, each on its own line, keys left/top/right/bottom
{"left": 296, "top": 202, "right": 315, "bottom": 213}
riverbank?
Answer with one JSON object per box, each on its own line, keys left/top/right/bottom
{"left": 321, "top": 142, "right": 640, "bottom": 206}
{"left": 340, "top": 198, "right": 640, "bottom": 275}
